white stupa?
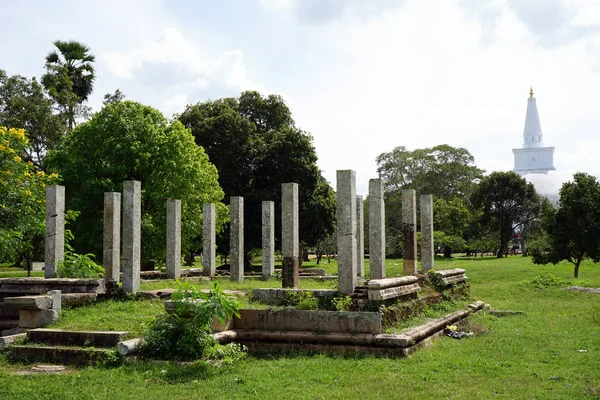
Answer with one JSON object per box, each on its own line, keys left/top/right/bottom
{"left": 512, "top": 88, "right": 555, "bottom": 175}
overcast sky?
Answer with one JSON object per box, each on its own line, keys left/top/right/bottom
{"left": 2, "top": 0, "right": 600, "bottom": 196}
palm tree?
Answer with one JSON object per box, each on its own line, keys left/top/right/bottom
{"left": 42, "top": 40, "right": 95, "bottom": 129}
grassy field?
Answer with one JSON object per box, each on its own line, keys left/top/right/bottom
{"left": 1, "top": 256, "right": 599, "bottom": 399}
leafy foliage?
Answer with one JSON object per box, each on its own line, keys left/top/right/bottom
{"left": 46, "top": 100, "right": 227, "bottom": 262}
{"left": 376, "top": 144, "right": 483, "bottom": 199}
{"left": 532, "top": 173, "right": 600, "bottom": 277}
{"left": 140, "top": 282, "right": 244, "bottom": 361}
{"left": 375, "top": 145, "right": 482, "bottom": 257}
{"left": 521, "top": 272, "right": 571, "bottom": 289}
{"left": 471, "top": 171, "right": 542, "bottom": 258}
{"left": 0, "top": 126, "right": 59, "bottom": 263}
{"left": 178, "top": 91, "right": 336, "bottom": 260}
{"left": 41, "top": 40, "right": 95, "bottom": 129}
{"left": 0, "top": 70, "right": 65, "bottom": 169}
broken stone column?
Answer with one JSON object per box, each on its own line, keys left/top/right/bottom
{"left": 45, "top": 185, "right": 65, "bottom": 278}
{"left": 356, "top": 197, "right": 365, "bottom": 278}
{"left": 103, "top": 192, "right": 121, "bottom": 282}
{"left": 420, "top": 194, "right": 434, "bottom": 272}
{"left": 402, "top": 189, "right": 417, "bottom": 276}
{"left": 337, "top": 170, "right": 357, "bottom": 294}
{"left": 369, "top": 179, "right": 386, "bottom": 279}
{"left": 230, "top": 196, "right": 244, "bottom": 282}
{"left": 262, "top": 201, "right": 275, "bottom": 280}
{"left": 166, "top": 199, "right": 181, "bottom": 279}
{"left": 281, "top": 183, "right": 299, "bottom": 288}
{"left": 122, "top": 180, "right": 141, "bottom": 293}
{"left": 202, "top": 203, "right": 216, "bottom": 276}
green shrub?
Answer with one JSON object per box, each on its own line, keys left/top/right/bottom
{"left": 521, "top": 273, "right": 571, "bottom": 289}
{"left": 285, "top": 291, "right": 319, "bottom": 310}
{"left": 56, "top": 252, "right": 105, "bottom": 278}
{"left": 139, "top": 282, "right": 245, "bottom": 361}
{"left": 332, "top": 296, "right": 352, "bottom": 312}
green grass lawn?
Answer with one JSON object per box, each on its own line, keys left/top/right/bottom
{"left": 1, "top": 256, "right": 600, "bottom": 399}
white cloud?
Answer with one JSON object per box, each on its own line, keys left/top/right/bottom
{"left": 101, "top": 27, "right": 267, "bottom": 114}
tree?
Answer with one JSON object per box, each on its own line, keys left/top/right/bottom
{"left": 42, "top": 40, "right": 95, "bottom": 129}
{"left": 178, "top": 91, "right": 336, "bottom": 263}
{"left": 46, "top": 100, "right": 227, "bottom": 262}
{"left": 0, "top": 70, "right": 65, "bottom": 170}
{"left": 432, "top": 197, "right": 469, "bottom": 257}
{"left": 0, "top": 126, "right": 59, "bottom": 269}
{"left": 471, "top": 171, "right": 542, "bottom": 258}
{"left": 375, "top": 144, "right": 483, "bottom": 257}
{"left": 533, "top": 173, "right": 600, "bottom": 278}
{"left": 376, "top": 144, "right": 484, "bottom": 199}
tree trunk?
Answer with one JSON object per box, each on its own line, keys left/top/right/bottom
{"left": 574, "top": 261, "right": 580, "bottom": 278}
{"left": 443, "top": 247, "right": 452, "bottom": 258}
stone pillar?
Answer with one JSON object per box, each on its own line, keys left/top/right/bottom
{"left": 420, "top": 194, "right": 435, "bottom": 272}
{"left": 262, "top": 201, "right": 275, "bottom": 280}
{"left": 166, "top": 199, "right": 181, "bottom": 279}
{"left": 230, "top": 196, "right": 244, "bottom": 282}
{"left": 45, "top": 185, "right": 65, "bottom": 278}
{"left": 356, "top": 197, "right": 365, "bottom": 278}
{"left": 369, "top": 179, "right": 386, "bottom": 279}
{"left": 202, "top": 203, "right": 216, "bottom": 276}
{"left": 103, "top": 192, "right": 121, "bottom": 282}
{"left": 122, "top": 180, "right": 141, "bottom": 293}
{"left": 337, "top": 170, "right": 357, "bottom": 294}
{"left": 281, "top": 183, "right": 299, "bottom": 288}
{"left": 402, "top": 189, "right": 417, "bottom": 276}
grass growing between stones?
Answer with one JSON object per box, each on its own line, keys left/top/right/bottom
{"left": 1, "top": 256, "right": 600, "bottom": 399}
{"left": 48, "top": 297, "right": 165, "bottom": 337}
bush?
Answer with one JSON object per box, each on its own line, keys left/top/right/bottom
{"left": 139, "top": 282, "right": 245, "bottom": 361}
{"left": 56, "top": 251, "right": 104, "bottom": 278}
{"left": 521, "top": 273, "right": 571, "bottom": 289}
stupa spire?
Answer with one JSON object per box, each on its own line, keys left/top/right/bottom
{"left": 512, "top": 88, "right": 555, "bottom": 175}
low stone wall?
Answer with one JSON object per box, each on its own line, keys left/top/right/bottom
{"left": 367, "top": 276, "right": 421, "bottom": 301}
{"left": 251, "top": 288, "right": 338, "bottom": 305}
{"left": 234, "top": 309, "right": 382, "bottom": 334}
{"left": 0, "top": 278, "right": 106, "bottom": 299}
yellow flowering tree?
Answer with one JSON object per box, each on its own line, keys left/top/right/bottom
{"left": 0, "top": 126, "right": 59, "bottom": 266}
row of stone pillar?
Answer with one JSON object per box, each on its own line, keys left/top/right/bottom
{"left": 336, "top": 171, "right": 435, "bottom": 294}
{"left": 44, "top": 181, "right": 302, "bottom": 292}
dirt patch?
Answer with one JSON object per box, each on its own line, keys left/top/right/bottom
{"left": 565, "top": 286, "right": 600, "bottom": 294}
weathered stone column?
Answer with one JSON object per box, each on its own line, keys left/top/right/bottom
{"left": 262, "top": 201, "right": 275, "bottom": 280}
{"left": 420, "top": 194, "right": 435, "bottom": 272}
{"left": 103, "top": 192, "right": 121, "bottom": 282}
{"left": 337, "top": 170, "right": 357, "bottom": 294}
{"left": 166, "top": 199, "right": 181, "bottom": 279}
{"left": 202, "top": 203, "right": 216, "bottom": 276}
{"left": 402, "top": 189, "right": 417, "bottom": 276}
{"left": 281, "top": 183, "right": 299, "bottom": 288}
{"left": 45, "top": 185, "right": 65, "bottom": 278}
{"left": 122, "top": 180, "right": 141, "bottom": 293}
{"left": 369, "top": 179, "right": 386, "bottom": 279}
{"left": 230, "top": 196, "right": 244, "bottom": 282}
{"left": 356, "top": 197, "right": 365, "bottom": 278}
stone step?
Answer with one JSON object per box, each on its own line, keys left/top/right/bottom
{"left": 27, "top": 329, "right": 129, "bottom": 348}
{"left": 10, "top": 345, "right": 114, "bottom": 365}
{"left": 0, "top": 317, "right": 19, "bottom": 329}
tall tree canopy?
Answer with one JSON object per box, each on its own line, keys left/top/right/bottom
{"left": 47, "top": 100, "right": 227, "bottom": 261}
{"left": 533, "top": 173, "right": 600, "bottom": 278}
{"left": 178, "top": 91, "right": 336, "bottom": 258}
{"left": 0, "top": 70, "right": 65, "bottom": 170}
{"left": 375, "top": 144, "right": 482, "bottom": 257}
{"left": 42, "top": 40, "right": 95, "bottom": 129}
{"left": 471, "top": 171, "right": 542, "bottom": 258}
{"left": 0, "top": 126, "right": 59, "bottom": 265}
{"left": 376, "top": 144, "right": 484, "bottom": 199}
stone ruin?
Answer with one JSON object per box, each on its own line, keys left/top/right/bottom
{"left": 1, "top": 171, "right": 474, "bottom": 359}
